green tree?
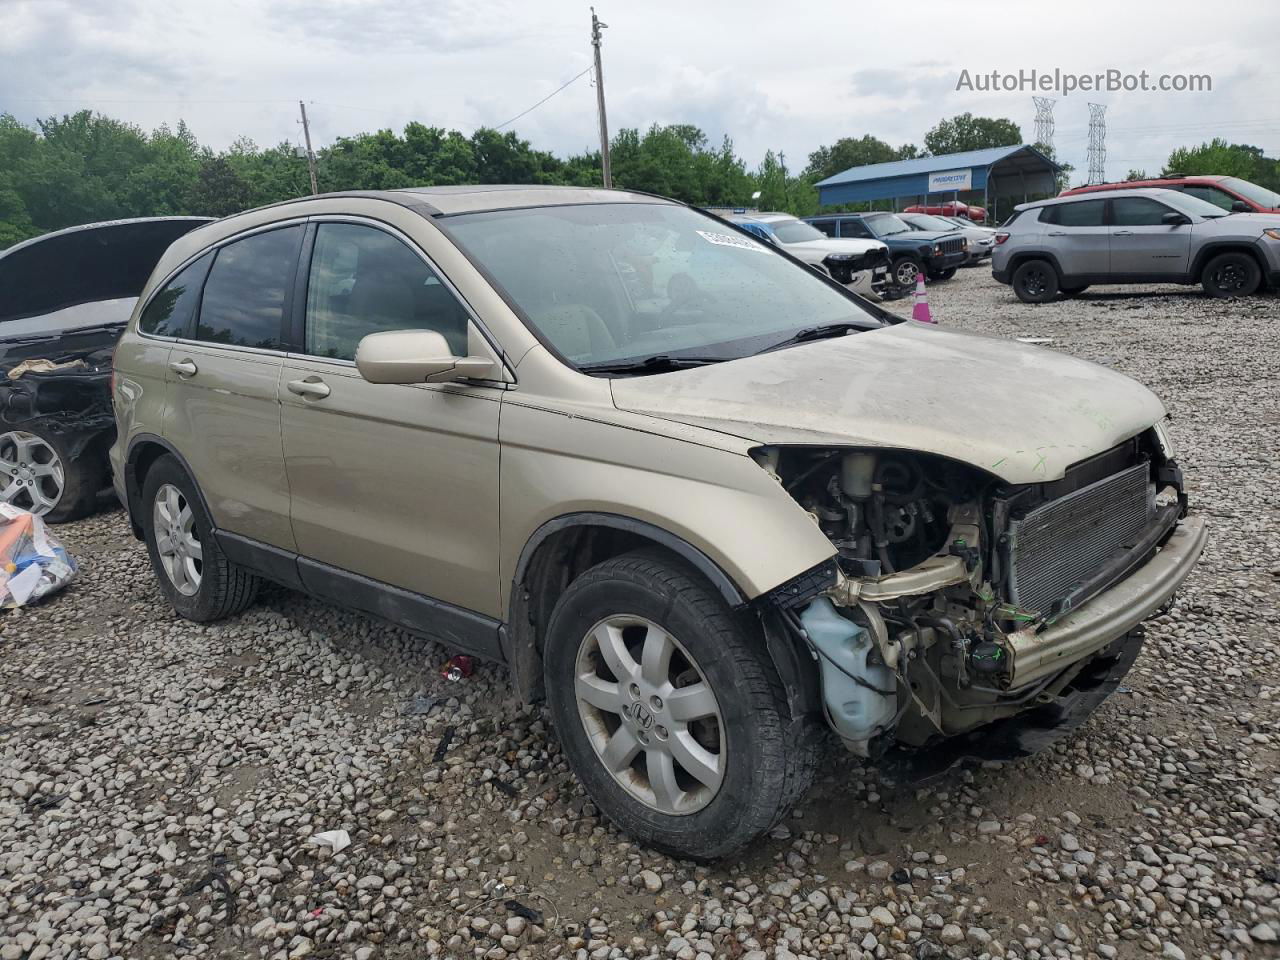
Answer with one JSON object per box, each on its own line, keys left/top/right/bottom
{"left": 803, "top": 135, "right": 917, "bottom": 182}
{"left": 1165, "top": 138, "right": 1279, "bottom": 191}
{"left": 924, "top": 113, "right": 1022, "bottom": 156}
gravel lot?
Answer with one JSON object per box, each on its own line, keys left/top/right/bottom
{"left": 2, "top": 268, "right": 1278, "bottom": 960}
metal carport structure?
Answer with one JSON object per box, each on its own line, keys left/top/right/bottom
{"left": 813, "top": 144, "right": 1061, "bottom": 221}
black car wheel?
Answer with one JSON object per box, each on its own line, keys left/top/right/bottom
{"left": 892, "top": 256, "right": 924, "bottom": 289}
{"left": 543, "top": 550, "right": 822, "bottom": 859}
{"left": 0, "top": 427, "right": 104, "bottom": 523}
{"left": 1201, "top": 252, "right": 1261, "bottom": 298}
{"left": 141, "top": 455, "right": 259, "bottom": 622}
{"left": 1012, "top": 259, "right": 1060, "bottom": 304}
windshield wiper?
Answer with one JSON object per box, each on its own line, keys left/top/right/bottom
{"left": 0, "top": 321, "right": 128, "bottom": 344}
{"left": 578, "top": 354, "right": 726, "bottom": 376}
{"left": 757, "top": 321, "right": 864, "bottom": 355}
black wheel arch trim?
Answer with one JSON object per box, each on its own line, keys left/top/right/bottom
{"left": 1007, "top": 250, "right": 1066, "bottom": 278}
{"left": 124, "top": 433, "right": 213, "bottom": 541}
{"left": 1189, "top": 240, "right": 1268, "bottom": 279}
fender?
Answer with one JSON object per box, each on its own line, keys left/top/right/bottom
{"left": 123, "top": 433, "right": 211, "bottom": 540}
{"left": 1188, "top": 239, "right": 1269, "bottom": 279}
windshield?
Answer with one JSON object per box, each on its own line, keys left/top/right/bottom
{"left": 903, "top": 214, "right": 957, "bottom": 232}
{"left": 1221, "top": 177, "right": 1280, "bottom": 209}
{"left": 864, "top": 213, "right": 914, "bottom": 237}
{"left": 768, "top": 219, "right": 826, "bottom": 243}
{"left": 445, "top": 203, "right": 880, "bottom": 369}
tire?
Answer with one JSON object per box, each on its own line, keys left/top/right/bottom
{"left": 543, "top": 551, "right": 822, "bottom": 860}
{"left": 1201, "top": 252, "right": 1261, "bottom": 298}
{"left": 0, "top": 426, "right": 105, "bottom": 523}
{"left": 141, "top": 455, "right": 259, "bottom": 622}
{"left": 1059, "top": 284, "right": 1090, "bottom": 298}
{"left": 1012, "top": 259, "right": 1060, "bottom": 304}
{"left": 926, "top": 267, "right": 957, "bottom": 282}
{"left": 891, "top": 256, "right": 924, "bottom": 289}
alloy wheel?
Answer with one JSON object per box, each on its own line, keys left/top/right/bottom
{"left": 1022, "top": 268, "right": 1048, "bottom": 297}
{"left": 894, "top": 261, "right": 919, "bottom": 287}
{"left": 0, "top": 431, "right": 64, "bottom": 515}
{"left": 153, "top": 483, "right": 203, "bottom": 596}
{"left": 574, "top": 615, "right": 725, "bottom": 815}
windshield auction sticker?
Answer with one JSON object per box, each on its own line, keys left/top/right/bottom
{"left": 696, "top": 230, "right": 769, "bottom": 252}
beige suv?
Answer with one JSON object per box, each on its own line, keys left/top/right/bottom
{"left": 111, "top": 186, "right": 1206, "bottom": 858}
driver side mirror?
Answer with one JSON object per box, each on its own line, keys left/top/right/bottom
{"left": 1161, "top": 211, "right": 1191, "bottom": 226}
{"left": 355, "top": 330, "right": 495, "bottom": 384}
{"left": 1230, "top": 200, "right": 1251, "bottom": 213}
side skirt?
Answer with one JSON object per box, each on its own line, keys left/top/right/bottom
{"left": 213, "top": 530, "right": 505, "bottom": 662}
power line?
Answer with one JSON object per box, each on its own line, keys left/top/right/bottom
{"left": 493, "top": 64, "right": 593, "bottom": 130}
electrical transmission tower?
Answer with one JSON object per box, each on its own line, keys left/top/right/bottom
{"left": 1032, "top": 97, "right": 1056, "bottom": 152}
{"left": 1086, "top": 103, "right": 1107, "bottom": 184}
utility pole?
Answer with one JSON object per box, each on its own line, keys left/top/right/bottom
{"left": 590, "top": 8, "right": 611, "bottom": 188}
{"left": 299, "top": 100, "right": 319, "bottom": 195}
{"left": 779, "top": 150, "right": 790, "bottom": 208}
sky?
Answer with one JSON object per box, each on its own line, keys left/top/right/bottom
{"left": 2, "top": 0, "right": 1278, "bottom": 185}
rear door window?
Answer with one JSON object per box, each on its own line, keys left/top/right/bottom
{"left": 139, "top": 254, "right": 212, "bottom": 337}
{"left": 1041, "top": 200, "right": 1106, "bottom": 227}
{"left": 195, "top": 226, "right": 304, "bottom": 349}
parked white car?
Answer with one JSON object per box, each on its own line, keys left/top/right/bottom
{"left": 728, "top": 213, "right": 894, "bottom": 298}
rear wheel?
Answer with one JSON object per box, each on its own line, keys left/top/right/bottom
{"left": 1012, "top": 259, "right": 1060, "bottom": 303}
{"left": 141, "top": 456, "right": 259, "bottom": 621}
{"left": 543, "top": 551, "right": 821, "bottom": 859}
{"left": 0, "top": 427, "right": 104, "bottom": 523}
{"left": 1201, "top": 252, "right": 1261, "bottom": 298}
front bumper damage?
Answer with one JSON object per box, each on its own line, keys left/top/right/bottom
{"left": 763, "top": 438, "right": 1206, "bottom": 768}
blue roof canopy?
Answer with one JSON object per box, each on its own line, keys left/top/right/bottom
{"left": 814, "top": 144, "right": 1060, "bottom": 210}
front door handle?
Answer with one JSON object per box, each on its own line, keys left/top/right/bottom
{"left": 1114, "top": 230, "right": 1135, "bottom": 236}
{"left": 1046, "top": 231, "right": 1067, "bottom": 236}
{"left": 287, "top": 377, "right": 331, "bottom": 400}
{"left": 168, "top": 359, "right": 197, "bottom": 377}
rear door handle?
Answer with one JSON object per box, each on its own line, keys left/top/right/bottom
{"left": 287, "top": 377, "right": 331, "bottom": 400}
{"left": 1046, "top": 231, "right": 1067, "bottom": 236}
{"left": 168, "top": 359, "right": 197, "bottom": 377}
{"left": 1114, "top": 230, "right": 1135, "bottom": 236}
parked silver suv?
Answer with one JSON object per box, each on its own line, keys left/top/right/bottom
{"left": 992, "top": 187, "right": 1280, "bottom": 302}
{"left": 112, "top": 186, "right": 1204, "bottom": 858}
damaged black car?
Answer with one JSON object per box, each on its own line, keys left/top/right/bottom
{"left": 0, "top": 217, "right": 211, "bottom": 521}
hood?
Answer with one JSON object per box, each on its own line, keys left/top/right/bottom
{"left": 0, "top": 217, "right": 213, "bottom": 325}
{"left": 610, "top": 322, "right": 1166, "bottom": 484}
{"left": 780, "top": 237, "right": 887, "bottom": 262}
{"left": 1204, "top": 211, "right": 1280, "bottom": 230}
{"left": 899, "top": 229, "right": 962, "bottom": 242}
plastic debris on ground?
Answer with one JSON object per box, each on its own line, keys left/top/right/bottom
{"left": 401, "top": 693, "right": 438, "bottom": 716}
{"left": 0, "top": 505, "right": 76, "bottom": 608}
{"left": 440, "top": 654, "right": 475, "bottom": 681}
{"left": 308, "top": 829, "right": 352, "bottom": 854}
{"left": 1016, "top": 336, "right": 1055, "bottom": 344}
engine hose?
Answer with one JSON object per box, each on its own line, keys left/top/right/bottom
{"left": 868, "top": 492, "right": 895, "bottom": 574}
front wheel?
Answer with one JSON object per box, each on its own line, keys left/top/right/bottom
{"left": 891, "top": 256, "right": 924, "bottom": 289}
{"left": 141, "top": 455, "right": 259, "bottom": 621}
{"left": 1201, "top": 252, "right": 1261, "bottom": 298}
{"left": 1012, "top": 259, "right": 1060, "bottom": 303}
{"left": 0, "top": 427, "right": 104, "bottom": 523}
{"left": 543, "top": 551, "right": 821, "bottom": 859}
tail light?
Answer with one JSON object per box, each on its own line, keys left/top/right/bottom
{"left": 994, "top": 232, "right": 1010, "bottom": 245}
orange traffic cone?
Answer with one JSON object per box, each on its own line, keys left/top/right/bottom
{"left": 911, "top": 271, "right": 935, "bottom": 324}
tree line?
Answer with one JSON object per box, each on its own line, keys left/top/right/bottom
{"left": 2, "top": 108, "right": 1275, "bottom": 250}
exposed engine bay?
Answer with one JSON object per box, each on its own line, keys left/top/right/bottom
{"left": 755, "top": 430, "right": 1189, "bottom": 761}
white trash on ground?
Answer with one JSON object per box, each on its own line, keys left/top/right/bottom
{"left": 0, "top": 504, "right": 76, "bottom": 608}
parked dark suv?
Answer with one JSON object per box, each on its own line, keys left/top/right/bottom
{"left": 804, "top": 213, "right": 968, "bottom": 288}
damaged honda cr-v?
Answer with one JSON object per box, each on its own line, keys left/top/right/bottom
{"left": 0, "top": 218, "right": 210, "bottom": 520}
{"left": 112, "top": 186, "right": 1205, "bottom": 859}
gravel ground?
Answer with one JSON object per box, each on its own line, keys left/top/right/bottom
{"left": 2, "top": 268, "right": 1279, "bottom": 960}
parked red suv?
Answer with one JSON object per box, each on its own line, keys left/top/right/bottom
{"left": 902, "top": 200, "right": 988, "bottom": 223}
{"left": 1060, "top": 175, "right": 1280, "bottom": 215}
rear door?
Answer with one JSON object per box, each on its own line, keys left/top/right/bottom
{"left": 166, "top": 223, "right": 303, "bottom": 551}
{"left": 279, "top": 218, "right": 505, "bottom": 623}
{"left": 1107, "top": 196, "right": 1192, "bottom": 277}
{"left": 1040, "top": 200, "right": 1108, "bottom": 277}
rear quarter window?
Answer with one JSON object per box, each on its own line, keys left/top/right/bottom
{"left": 138, "top": 254, "right": 212, "bottom": 337}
